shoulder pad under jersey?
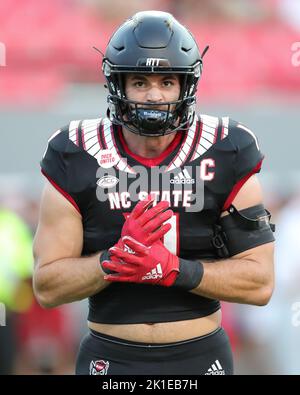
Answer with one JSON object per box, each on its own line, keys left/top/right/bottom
{"left": 40, "top": 121, "right": 85, "bottom": 212}
{"left": 45, "top": 121, "right": 82, "bottom": 154}
{"left": 227, "top": 118, "right": 264, "bottom": 182}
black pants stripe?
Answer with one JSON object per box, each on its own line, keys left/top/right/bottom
{"left": 76, "top": 327, "right": 234, "bottom": 375}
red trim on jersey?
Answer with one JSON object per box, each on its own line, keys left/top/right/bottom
{"left": 191, "top": 118, "right": 203, "bottom": 161}
{"left": 222, "top": 159, "right": 263, "bottom": 211}
{"left": 110, "top": 125, "right": 119, "bottom": 153}
{"left": 175, "top": 212, "right": 180, "bottom": 256}
{"left": 167, "top": 129, "right": 190, "bottom": 169}
{"left": 220, "top": 126, "right": 225, "bottom": 140}
{"left": 81, "top": 125, "right": 87, "bottom": 151}
{"left": 106, "top": 125, "right": 135, "bottom": 174}
{"left": 97, "top": 120, "right": 103, "bottom": 149}
{"left": 185, "top": 119, "right": 200, "bottom": 161}
{"left": 75, "top": 125, "right": 79, "bottom": 146}
{"left": 41, "top": 169, "right": 81, "bottom": 215}
{"left": 118, "top": 128, "right": 182, "bottom": 167}
{"left": 101, "top": 122, "right": 108, "bottom": 149}
{"left": 213, "top": 121, "right": 219, "bottom": 144}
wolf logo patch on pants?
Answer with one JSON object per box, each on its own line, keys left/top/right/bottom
{"left": 89, "top": 360, "right": 110, "bottom": 375}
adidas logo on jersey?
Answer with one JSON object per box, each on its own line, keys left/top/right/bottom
{"left": 170, "top": 169, "right": 195, "bottom": 184}
{"left": 205, "top": 360, "right": 225, "bottom": 375}
{"left": 142, "top": 263, "right": 163, "bottom": 280}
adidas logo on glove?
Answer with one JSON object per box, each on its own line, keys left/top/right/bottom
{"left": 142, "top": 263, "right": 163, "bottom": 280}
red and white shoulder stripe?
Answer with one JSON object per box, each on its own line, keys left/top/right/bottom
{"left": 101, "top": 118, "right": 135, "bottom": 174}
{"left": 81, "top": 119, "right": 102, "bottom": 157}
{"left": 69, "top": 118, "right": 135, "bottom": 174}
{"left": 69, "top": 120, "right": 81, "bottom": 147}
{"left": 220, "top": 116, "right": 229, "bottom": 140}
{"left": 74, "top": 118, "right": 135, "bottom": 174}
{"left": 190, "top": 114, "right": 219, "bottom": 161}
{"left": 166, "top": 116, "right": 198, "bottom": 171}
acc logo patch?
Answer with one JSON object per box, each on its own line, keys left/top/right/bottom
{"left": 89, "top": 360, "right": 110, "bottom": 375}
{"left": 97, "top": 175, "right": 119, "bottom": 189}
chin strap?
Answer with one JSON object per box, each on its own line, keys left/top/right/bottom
{"left": 130, "top": 108, "right": 175, "bottom": 135}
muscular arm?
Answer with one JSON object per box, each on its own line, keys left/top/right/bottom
{"left": 33, "top": 182, "right": 109, "bottom": 308}
{"left": 191, "top": 175, "right": 275, "bottom": 306}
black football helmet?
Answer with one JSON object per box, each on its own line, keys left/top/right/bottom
{"left": 102, "top": 11, "right": 206, "bottom": 136}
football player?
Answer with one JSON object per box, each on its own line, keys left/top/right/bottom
{"left": 33, "top": 11, "right": 275, "bottom": 375}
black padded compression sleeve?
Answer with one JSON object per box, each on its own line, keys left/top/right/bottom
{"left": 220, "top": 204, "right": 275, "bottom": 256}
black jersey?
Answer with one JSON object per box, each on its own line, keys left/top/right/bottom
{"left": 41, "top": 114, "right": 264, "bottom": 324}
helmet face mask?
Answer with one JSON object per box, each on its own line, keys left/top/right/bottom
{"left": 102, "top": 11, "right": 203, "bottom": 137}
{"left": 108, "top": 95, "right": 194, "bottom": 137}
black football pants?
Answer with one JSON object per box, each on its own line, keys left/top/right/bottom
{"left": 76, "top": 327, "right": 234, "bottom": 375}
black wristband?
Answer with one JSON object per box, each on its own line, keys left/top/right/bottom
{"left": 99, "top": 250, "right": 116, "bottom": 275}
{"left": 173, "top": 259, "right": 204, "bottom": 291}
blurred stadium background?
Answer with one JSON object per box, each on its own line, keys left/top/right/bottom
{"left": 1, "top": 0, "right": 300, "bottom": 375}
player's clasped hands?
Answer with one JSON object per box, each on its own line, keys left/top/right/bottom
{"left": 101, "top": 194, "right": 181, "bottom": 286}
{"left": 120, "top": 194, "right": 173, "bottom": 246}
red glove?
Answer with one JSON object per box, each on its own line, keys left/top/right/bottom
{"left": 120, "top": 194, "right": 172, "bottom": 246}
{"left": 100, "top": 195, "right": 173, "bottom": 273}
{"left": 102, "top": 236, "right": 180, "bottom": 286}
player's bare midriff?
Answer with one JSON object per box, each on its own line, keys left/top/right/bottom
{"left": 88, "top": 309, "right": 221, "bottom": 343}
